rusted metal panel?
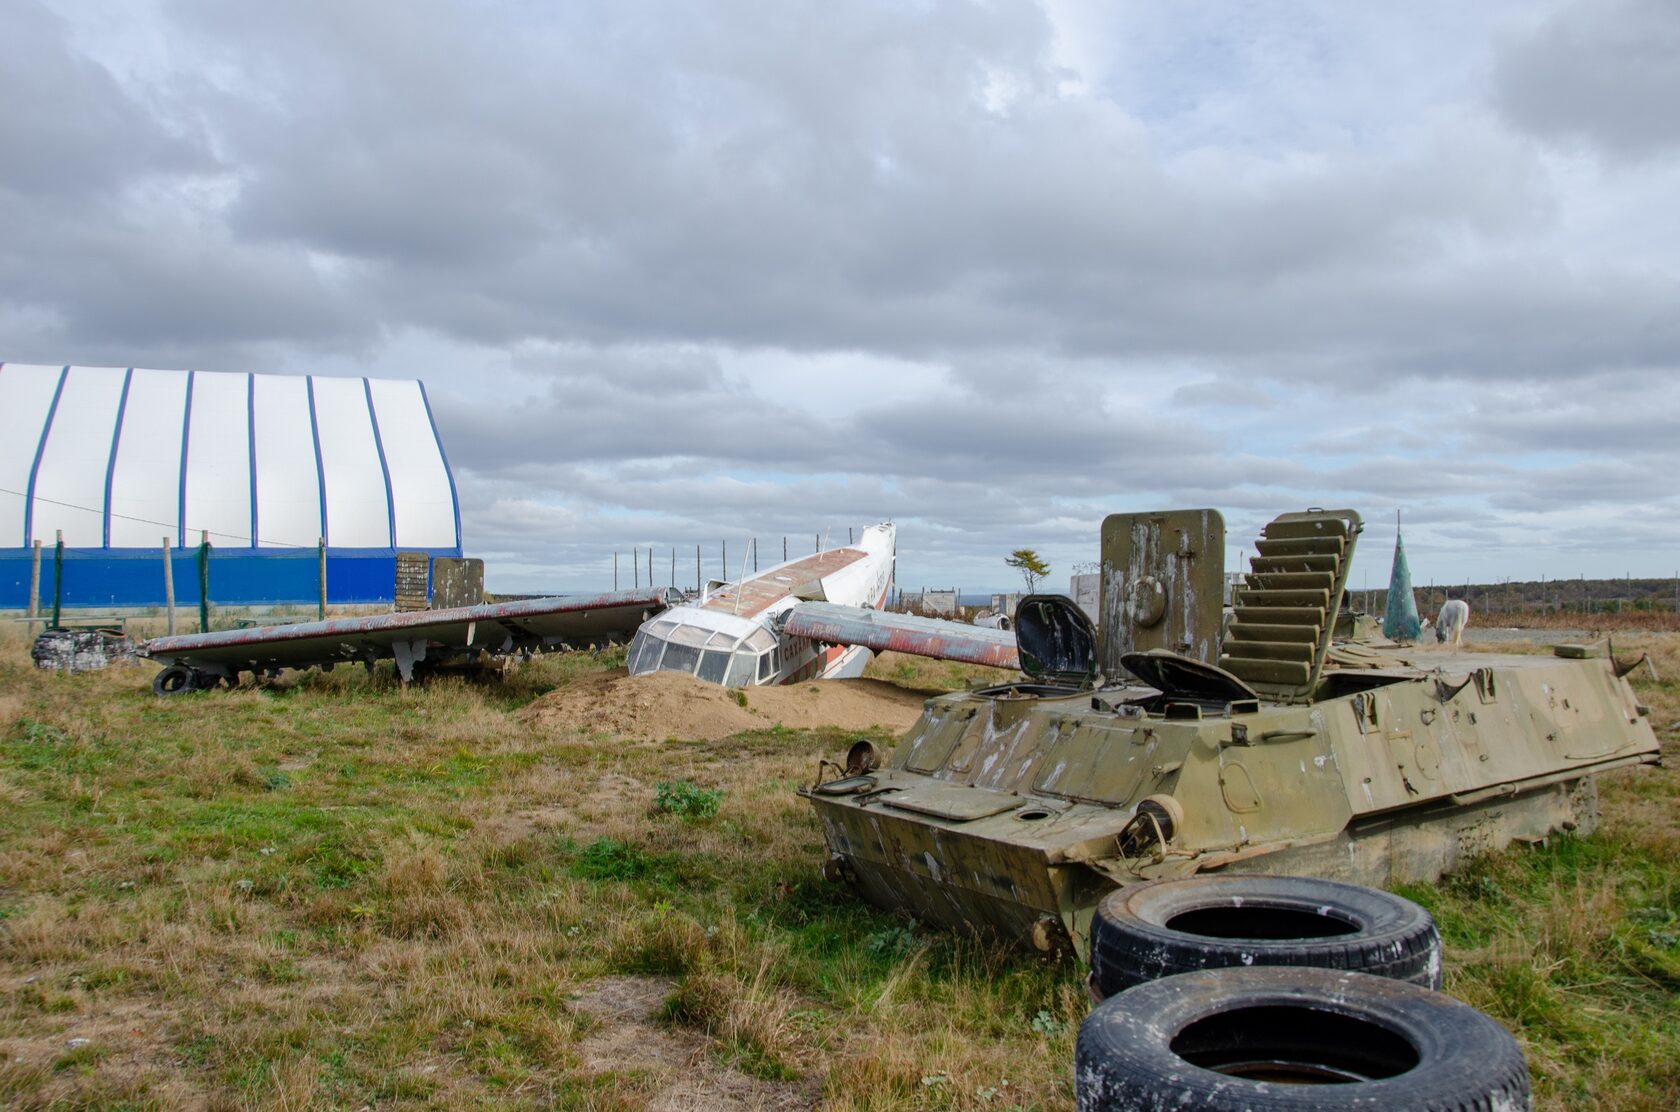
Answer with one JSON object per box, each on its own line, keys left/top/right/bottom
{"left": 783, "top": 602, "right": 1019, "bottom": 670}
{"left": 1099, "top": 509, "right": 1225, "bottom": 674}
{"left": 431, "top": 557, "right": 484, "bottom": 609}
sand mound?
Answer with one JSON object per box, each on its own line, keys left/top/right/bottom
{"left": 519, "top": 670, "right": 929, "bottom": 741}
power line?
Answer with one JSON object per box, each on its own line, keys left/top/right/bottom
{"left": 0, "top": 485, "right": 314, "bottom": 548}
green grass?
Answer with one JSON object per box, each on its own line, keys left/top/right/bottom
{"left": 0, "top": 640, "right": 1675, "bottom": 1109}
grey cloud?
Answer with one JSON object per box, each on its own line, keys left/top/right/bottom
{"left": 9, "top": 0, "right": 1679, "bottom": 588}
{"left": 53, "top": 0, "right": 1645, "bottom": 384}
{"left": 1495, "top": 0, "right": 1680, "bottom": 159}
{"left": 0, "top": 2, "right": 209, "bottom": 200}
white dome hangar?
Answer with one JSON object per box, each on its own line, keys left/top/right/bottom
{"left": 1, "top": 363, "right": 462, "bottom": 609}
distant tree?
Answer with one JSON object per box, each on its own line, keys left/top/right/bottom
{"left": 1005, "top": 548, "right": 1051, "bottom": 595}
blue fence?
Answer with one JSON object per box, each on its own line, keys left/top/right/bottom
{"left": 0, "top": 546, "right": 459, "bottom": 609}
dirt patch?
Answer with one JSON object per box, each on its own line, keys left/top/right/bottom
{"left": 571, "top": 975, "right": 812, "bottom": 1110}
{"left": 520, "top": 670, "right": 927, "bottom": 741}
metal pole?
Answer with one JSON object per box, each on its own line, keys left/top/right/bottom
{"left": 670, "top": 547, "right": 675, "bottom": 588}
{"left": 614, "top": 551, "right": 618, "bottom": 591}
{"left": 695, "top": 545, "right": 700, "bottom": 591}
{"left": 722, "top": 540, "right": 727, "bottom": 580}
{"left": 783, "top": 536, "right": 788, "bottom": 562}
{"left": 52, "top": 530, "right": 63, "bottom": 629}
{"left": 633, "top": 548, "right": 639, "bottom": 588}
{"left": 849, "top": 527, "right": 853, "bottom": 545}
{"left": 26, "top": 538, "right": 41, "bottom": 637}
{"left": 647, "top": 547, "right": 652, "bottom": 586}
{"left": 815, "top": 532, "right": 820, "bottom": 554}
{"left": 317, "top": 537, "right": 327, "bottom": 620}
{"left": 162, "top": 537, "right": 176, "bottom": 635}
{"left": 198, "top": 530, "right": 211, "bottom": 633}
{"left": 752, "top": 538, "right": 758, "bottom": 574}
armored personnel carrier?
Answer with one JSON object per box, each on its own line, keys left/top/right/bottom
{"left": 801, "top": 508, "right": 1660, "bottom": 954}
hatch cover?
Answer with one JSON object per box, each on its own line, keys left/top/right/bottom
{"left": 879, "top": 783, "right": 1024, "bottom": 822}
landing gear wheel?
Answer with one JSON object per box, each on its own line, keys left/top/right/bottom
{"left": 1074, "top": 967, "right": 1530, "bottom": 1111}
{"left": 1089, "top": 875, "right": 1441, "bottom": 999}
{"left": 152, "top": 665, "right": 198, "bottom": 696}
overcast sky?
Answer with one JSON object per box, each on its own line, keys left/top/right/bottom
{"left": 5, "top": 0, "right": 1678, "bottom": 593}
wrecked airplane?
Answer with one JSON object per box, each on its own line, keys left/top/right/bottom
{"left": 626, "top": 523, "right": 1018, "bottom": 686}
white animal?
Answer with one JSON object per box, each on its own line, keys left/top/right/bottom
{"left": 1435, "top": 599, "right": 1470, "bottom": 649}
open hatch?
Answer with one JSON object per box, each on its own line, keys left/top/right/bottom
{"left": 1014, "top": 594, "right": 1098, "bottom": 687}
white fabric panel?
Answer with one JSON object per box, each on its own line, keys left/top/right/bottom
{"left": 312, "top": 376, "right": 392, "bottom": 547}
{"left": 107, "top": 368, "right": 190, "bottom": 547}
{"left": 31, "top": 366, "right": 129, "bottom": 546}
{"left": 367, "top": 378, "right": 457, "bottom": 548}
{"left": 182, "top": 371, "right": 254, "bottom": 545}
{"left": 0, "top": 364, "right": 68, "bottom": 545}
{"left": 251, "top": 375, "right": 324, "bottom": 548}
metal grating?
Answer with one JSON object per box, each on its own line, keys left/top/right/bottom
{"left": 1218, "top": 509, "right": 1362, "bottom": 701}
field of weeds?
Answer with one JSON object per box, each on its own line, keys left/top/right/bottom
{"left": 0, "top": 634, "right": 1676, "bottom": 1110}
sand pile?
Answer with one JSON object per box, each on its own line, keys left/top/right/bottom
{"left": 519, "top": 670, "right": 929, "bottom": 741}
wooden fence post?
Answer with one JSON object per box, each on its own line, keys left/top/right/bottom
{"left": 162, "top": 537, "right": 176, "bottom": 635}
{"left": 26, "top": 538, "right": 41, "bottom": 637}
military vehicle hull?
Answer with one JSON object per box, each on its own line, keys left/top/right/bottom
{"left": 802, "top": 508, "right": 1660, "bottom": 955}
{"left": 808, "top": 651, "right": 1654, "bottom": 954}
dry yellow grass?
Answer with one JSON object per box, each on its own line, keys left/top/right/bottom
{"left": 0, "top": 639, "right": 1674, "bottom": 1109}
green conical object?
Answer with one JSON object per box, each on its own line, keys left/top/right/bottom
{"left": 1384, "top": 519, "right": 1421, "bottom": 643}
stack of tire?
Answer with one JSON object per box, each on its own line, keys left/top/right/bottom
{"left": 1075, "top": 875, "right": 1531, "bottom": 1110}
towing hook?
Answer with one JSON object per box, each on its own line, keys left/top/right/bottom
{"left": 821, "top": 855, "right": 856, "bottom": 885}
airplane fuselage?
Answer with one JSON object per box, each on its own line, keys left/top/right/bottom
{"left": 626, "top": 524, "right": 896, "bottom": 687}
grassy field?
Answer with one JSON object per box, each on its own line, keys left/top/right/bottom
{"left": 0, "top": 634, "right": 1676, "bottom": 1110}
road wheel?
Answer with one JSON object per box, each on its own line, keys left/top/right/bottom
{"left": 1075, "top": 966, "right": 1530, "bottom": 1111}
{"left": 151, "top": 664, "right": 197, "bottom": 696}
{"left": 1089, "top": 874, "right": 1440, "bottom": 999}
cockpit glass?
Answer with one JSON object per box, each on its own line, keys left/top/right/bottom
{"left": 667, "top": 624, "right": 709, "bottom": 648}
{"left": 626, "top": 630, "right": 657, "bottom": 674}
{"left": 698, "top": 649, "right": 730, "bottom": 684}
{"left": 660, "top": 641, "right": 702, "bottom": 675}
{"left": 726, "top": 652, "right": 757, "bottom": 687}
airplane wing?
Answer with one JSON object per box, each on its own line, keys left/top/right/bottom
{"left": 142, "top": 587, "right": 683, "bottom": 684}
{"left": 781, "top": 602, "right": 1020, "bottom": 671}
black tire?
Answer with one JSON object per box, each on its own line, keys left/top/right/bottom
{"left": 1075, "top": 966, "right": 1530, "bottom": 1111}
{"left": 1089, "top": 875, "right": 1441, "bottom": 999}
{"left": 152, "top": 664, "right": 197, "bottom": 696}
